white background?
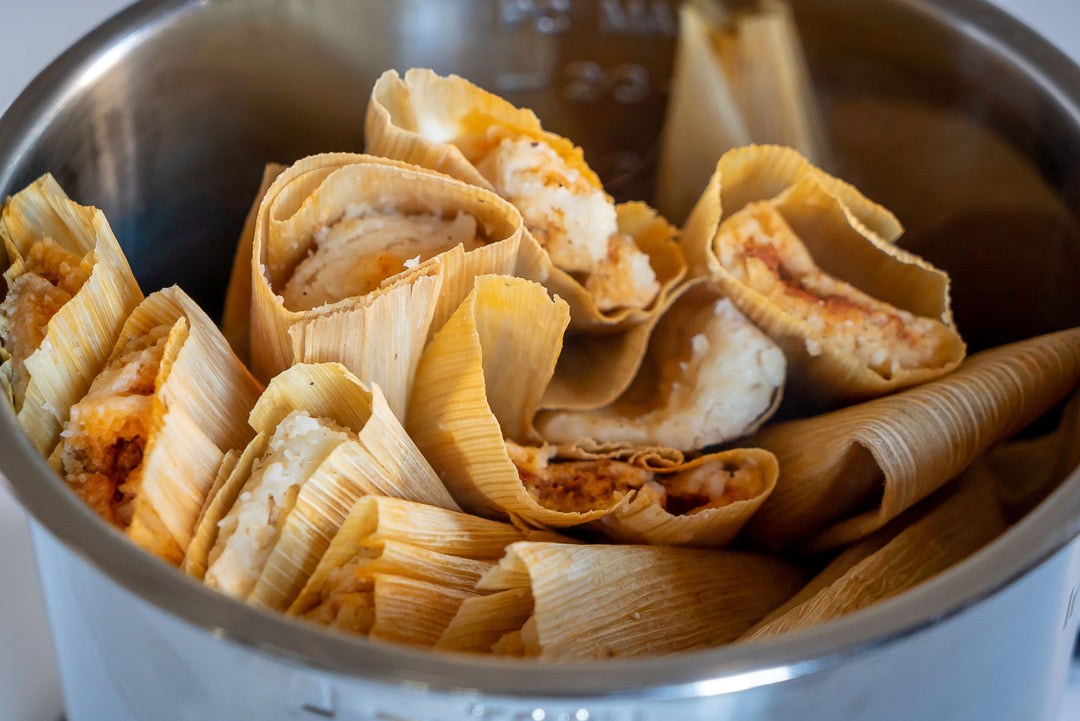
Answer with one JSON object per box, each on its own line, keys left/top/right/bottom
{"left": 1, "top": 1, "right": 1079, "bottom": 720}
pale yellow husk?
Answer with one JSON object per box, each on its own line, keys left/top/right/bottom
{"left": 406, "top": 275, "right": 588, "bottom": 524}
{"left": 741, "top": 327, "right": 1080, "bottom": 552}
{"left": 369, "top": 574, "right": 480, "bottom": 647}
{"left": 183, "top": 448, "right": 244, "bottom": 579}
{"left": 742, "top": 459, "right": 1007, "bottom": 640}
{"left": 484, "top": 542, "right": 808, "bottom": 659}
{"left": 222, "top": 162, "right": 285, "bottom": 364}
{"left": 689, "top": 165, "right": 963, "bottom": 404}
{"left": 0, "top": 174, "right": 143, "bottom": 455}
{"left": 52, "top": 286, "right": 262, "bottom": 564}
{"left": 365, "top": 68, "right": 687, "bottom": 331}
{"left": 233, "top": 363, "right": 458, "bottom": 610}
{"left": 435, "top": 587, "right": 535, "bottom": 653}
{"left": 537, "top": 277, "right": 786, "bottom": 444}
{"left": 680, "top": 144, "right": 903, "bottom": 276}
{"left": 655, "top": 1, "right": 828, "bottom": 224}
{"left": 289, "top": 495, "right": 546, "bottom": 617}
{"left": 245, "top": 152, "right": 526, "bottom": 418}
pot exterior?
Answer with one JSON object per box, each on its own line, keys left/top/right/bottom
{"left": 31, "top": 520, "right": 1080, "bottom": 721}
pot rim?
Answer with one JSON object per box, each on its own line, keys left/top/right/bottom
{"left": 2, "top": 0, "right": 1080, "bottom": 701}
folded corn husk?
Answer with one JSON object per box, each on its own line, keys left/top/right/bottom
{"left": 365, "top": 68, "right": 686, "bottom": 331}
{"left": 472, "top": 542, "right": 808, "bottom": 659}
{"left": 201, "top": 363, "right": 457, "bottom": 609}
{"left": 222, "top": 162, "right": 285, "bottom": 364}
{"left": 244, "top": 152, "right": 529, "bottom": 418}
{"left": 537, "top": 276, "right": 786, "bottom": 448}
{"left": 683, "top": 149, "right": 962, "bottom": 405}
{"left": 0, "top": 174, "right": 143, "bottom": 455}
{"left": 680, "top": 144, "right": 903, "bottom": 276}
{"left": 49, "top": 286, "right": 262, "bottom": 564}
{"left": 289, "top": 496, "right": 564, "bottom": 646}
{"left": 742, "top": 458, "right": 1007, "bottom": 640}
{"left": 742, "top": 327, "right": 1080, "bottom": 552}
{"left": 656, "top": 1, "right": 828, "bottom": 224}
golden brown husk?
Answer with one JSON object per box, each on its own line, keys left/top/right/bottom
{"left": 1, "top": 174, "right": 143, "bottom": 455}
{"left": 485, "top": 542, "right": 808, "bottom": 659}
{"left": 245, "top": 152, "right": 527, "bottom": 418}
{"left": 742, "top": 459, "right": 1007, "bottom": 640}
{"left": 742, "top": 328, "right": 1080, "bottom": 552}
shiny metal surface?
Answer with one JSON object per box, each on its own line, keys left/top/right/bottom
{"left": 2, "top": 0, "right": 1080, "bottom": 716}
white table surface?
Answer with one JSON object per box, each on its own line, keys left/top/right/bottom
{"left": 1, "top": 1, "right": 1080, "bottom": 720}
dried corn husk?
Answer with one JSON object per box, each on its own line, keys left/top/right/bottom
{"left": 406, "top": 275, "right": 580, "bottom": 522}
{"left": 656, "top": 1, "right": 828, "bottom": 224}
{"left": 742, "top": 459, "right": 1007, "bottom": 640}
{"left": 435, "top": 587, "right": 535, "bottom": 653}
{"left": 477, "top": 542, "right": 808, "bottom": 659}
{"left": 742, "top": 328, "right": 1080, "bottom": 552}
{"left": 245, "top": 152, "right": 527, "bottom": 418}
{"left": 183, "top": 448, "right": 243, "bottom": 579}
{"left": 537, "top": 277, "right": 786, "bottom": 447}
{"left": 203, "top": 362, "right": 457, "bottom": 610}
{"left": 365, "top": 68, "right": 687, "bottom": 331}
{"left": 289, "top": 495, "right": 553, "bottom": 617}
{"left": 0, "top": 174, "right": 143, "bottom": 455}
{"left": 700, "top": 174, "right": 963, "bottom": 404}
{"left": 50, "top": 286, "right": 262, "bottom": 564}
{"left": 222, "top": 162, "right": 285, "bottom": 364}
{"left": 369, "top": 574, "right": 480, "bottom": 647}
{"left": 681, "top": 144, "right": 903, "bottom": 275}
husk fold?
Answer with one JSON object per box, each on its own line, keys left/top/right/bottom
{"left": 0, "top": 174, "right": 143, "bottom": 455}
{"left": 245, "top": 152, "right": 528, "bottom": 419}
{"left": 742, "top": 328, "right": 1080, "bottom": 552}
{"left": 476, "top": 542, "right": 808, "bottom": 659}
{"left": 203, "top": 362, "right": 457, "bottom": 610}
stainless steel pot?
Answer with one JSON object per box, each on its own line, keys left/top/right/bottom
{"left": 2, "top": 1, "right": 1080, "bottom": 719}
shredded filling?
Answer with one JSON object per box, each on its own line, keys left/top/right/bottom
{"left": 304, "top": 556, "right": 378, "bottom": 634}
{"left": 538, "top": 292, "right": 785, "bottom": 449}
{"left": 507, "top": 441, "right": 762, "bottom": 515}
{"left": 281, "top": 205, "right": 481, "bottom": 311}
{"left": 717, "top": 203, "right": 958, "bottom": 378}
{"left": 58, "top": 324, "right": 171, "bottom": 527}
{"left": 0, "top": 239, "right": 90, "bottom": 406}
{"left": 205, "top": 410, "right": 352, "bottom": 599}
{"left": 475, "top": 135, "right": 659, "bottom": 311}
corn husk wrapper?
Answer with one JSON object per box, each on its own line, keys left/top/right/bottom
{"left": 476, "top": 542, "right": 808, "bottom": 659}
{"left": 699, "top": 173, "right": 963, "bottom": 404}
{"left": 435, "top": 587, "right": 536, "bottom": 653}
{"left": 222, "top": 162, "right": 285, "bottom": 364}
{"left": 656, "top": 1, "right": 828, "bottom": 224}
{"left": 406, "top": 275, "right": 583, "bottom": 523}
{"left": 183, "top": 448, "right": 243, "bottom": 579}
{"left": 246, "top": 152, "right": 527, "bottom": 418}
{"left": 538, "top": 277, "right": 786, "bottom": 445}
{"left": 365, "top": 68, "right": 687, "bottom": 332}
{"left": 289, "top": 495, "right": 558, "bottom": 617}
{"left": 595, "top": 447, "right": 780, "bottom": 547}
{"left": 742, "top": 459, "right": 1007, "bottom": 640}
{"left": 0, "top": 174, "right": 143, "bottom": 455}
{"left": 681, "top": 144, "right": 903, "bottom": 276}
{"left": 52, "top": 286, "right": 262, "bottom": 564}
{"left": 211, "top": 363, "right": 458, "bottom": 610}
{"left": 742, "top": 328, "right": 1080, "bottom": 552}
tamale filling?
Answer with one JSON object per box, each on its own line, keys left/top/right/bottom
{"left": 718, "top": 203, "right": 957, "bottom": 378}
{"left": 281, "top": 206, "right": 482, "bottom": 311}
{"left": 473, "top": 133, "right": 659, "bottom": 311}
{"left": 0, "top": 240, "right": 90, "bottom": 406}
{"left": 508, "top": 442, "right": 764, "bottom": 515}
{"left": 57, "top": 324, "right": 171, "bottom": 527}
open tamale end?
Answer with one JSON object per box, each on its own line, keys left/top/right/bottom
{"left": 0, "top": 173, "right": 143, "bottom": 456}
